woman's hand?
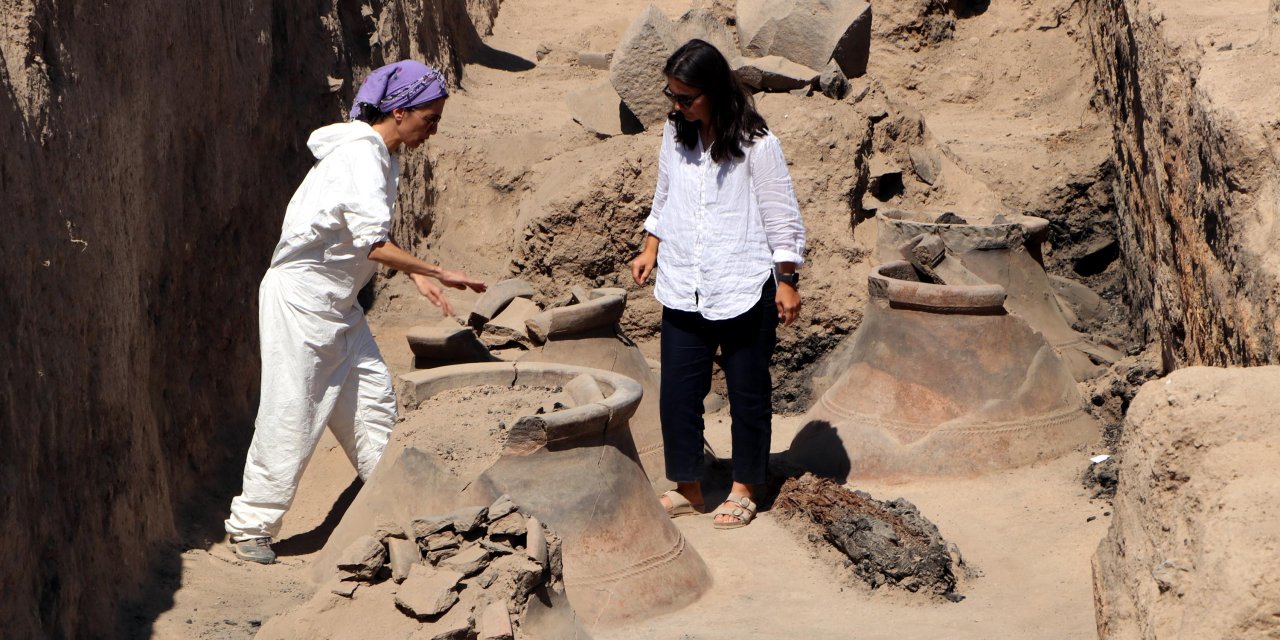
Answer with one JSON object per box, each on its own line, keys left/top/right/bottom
{"left": 630, "top": 251, "right": 658, "bottom": 285}
{"left": 436, "top": 269, "right": 488, "bottom": 293}
{"left": 412, "top": 273, "right": 456, "bottom": 317}
{"left": 630, "top": 235, "right": 661, "bottom": 285}
{"left": 776, "top": 282, "right": 801, "bottom": 327}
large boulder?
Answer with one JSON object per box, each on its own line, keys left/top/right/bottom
{"left": 610, "top": 5, "right": 678, "bottom": 129}
{"left": 736, "top": 0, "right": 872, "bottom": 78}
{"left": 567, "top": 79, "right": 644, "bottom": 137}
{"left": 733, "top": 55, "right": 818, "bottom": 92}
{"left": 1093, "top": 366, "right": 1280, "bottom": 639}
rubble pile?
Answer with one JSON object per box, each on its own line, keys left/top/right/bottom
{"left": 326, "top": 494, "right": 564, "bottom": 640}
{"left": 774, "top": 473, "right": 964, "bottom": 599}
{"left": 570, "top": 0, "right": 873, "bottom": 136}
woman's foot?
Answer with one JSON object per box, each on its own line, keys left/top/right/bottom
{"left": 713, "top": 482, "right": 757, "bottom": 529}
{"left": 660, "top": 482, "right": 705, "bottom": 517}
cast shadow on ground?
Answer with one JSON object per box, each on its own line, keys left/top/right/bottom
{"left": 274, "top": 477, "right": 364, "bottom": 557}
{"left": 698, "top": 419, "right": 851, "bottom": 513}
{"left": 470, "top": 44, "right": 536, "bottom": 72}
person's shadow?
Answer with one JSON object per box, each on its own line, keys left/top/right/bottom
{"left": 697, "top": 419, "right": 851, "bottom": 514}
{"left": 273, "top": 478, "right": 363, "bottom": 557}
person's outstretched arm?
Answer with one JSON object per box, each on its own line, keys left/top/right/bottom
{"left": 368, "top": 240, "right": 487, "bottom": 316}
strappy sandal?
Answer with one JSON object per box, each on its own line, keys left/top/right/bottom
{"left": 712, "top": 494, "right": 757, "bottom": 530}
{"left": 661, "top": 490, "right": 704, "bottom": 518}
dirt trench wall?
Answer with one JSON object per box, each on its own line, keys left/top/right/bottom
{"left": 0, "top": 0, "right": 487, "bottom": 636}
{"left": 1084, "top": 0, "right": 1280, "bottom": 369}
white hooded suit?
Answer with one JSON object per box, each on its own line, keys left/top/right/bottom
{"left": 226, "top": 121, "right": 399, "bottom": 541}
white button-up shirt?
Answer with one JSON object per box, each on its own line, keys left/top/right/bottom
{"left": 643, "top": 121, "right": 806, "bottom": 320}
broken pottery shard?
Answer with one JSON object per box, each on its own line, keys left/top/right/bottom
{"left": 448, "top": 506, "right": 489, "bottom": 534}
{"left": 427, "top": 604, "right": 473, "bottom": 640}
{"left": 564, "top": 373, "right": 607, "bottom": 407}
{"left": 486, "top": 495, "right": 517, "bottom": 522}
{"left": 336, "top": 535, "right": 386, "bottom": 581}
{"left": 611, "top": 5, "right": 679, "bottom": 128}
{"left": 373, "top": 518, "right": 408, "bottom": 542}
{"left": 475, "top": 566, "right": 499, "bottom": 589}
{"left": 406, "top": 325, "right": 493, "bottom": 364}
{"left": 732, "top": 55, "right": 818, "bottom": 92}
{"left": 547, "top": 534, "right": 564, "bottom": 582}
{"left": 484, "top": 297, "right": 540, "bottom": 337}
{"left": 478, "top": 538, "right": 516, "bottom": 556}
{"left": 468, "top": 279, "right": 536, "bottom": 328}
{"left": 909, "top": 146, "right": 942, "bottom": 185}
{"left": 439, "top": 544, "right": 492, "bottom": 577}
{"left": 387, "top": 537, "right": 421, "bottom": 584}
{"left": 395, "top": 565, "right": 464, "bottom": 619}
{"left": 589, "top": 287, "right": 627, "bottom": 300}
{"left": 425, "top": 531, "right": 461, "bottom": 552}
{"left": 525, "top": 516, "right": 549, "bottom": 568}
{"left": 567, "top": 78, "right": 643, "bottom": 138}
{"left": 737, "top": 0, "right": 872, "bottom": 78}
{"left": 487, "top": 511, "right": 528, "bottom": 538}
{"left": 577, "top": 50, "right": 612, "bottom": 69}
{"left": 525, "top": 294, "right": 626, "bottom": 343}
{"left": 325, "top": 577, "right": 358, "bottom": 598}
{"left": 488, "top": 554, "right": 545, "bottom": 601}
{"left": 412, "top": 515, "right": 452, "bottom": 539}
{"left": 477, "top": 601, "right": 515, "bottom": 640}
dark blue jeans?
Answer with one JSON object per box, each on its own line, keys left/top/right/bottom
{"left": 660, "top": 279, "right": 777, "bottom": 485}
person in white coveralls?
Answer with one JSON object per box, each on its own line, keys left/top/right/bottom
{"left": 225, "top": 60, "right": 486, "bottom": 564}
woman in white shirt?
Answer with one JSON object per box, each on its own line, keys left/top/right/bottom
{"left": 630, "top": 39, "right": 806, "bottom": 529}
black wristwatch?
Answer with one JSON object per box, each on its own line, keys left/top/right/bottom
{"left": 777, "top": 272, "right": 799, "bottom": 287}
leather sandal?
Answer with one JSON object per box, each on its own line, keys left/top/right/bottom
{"left": 661, "top": 490, "right": 704, "bottom": 518}
{"left": 712, "top": 494, "right": 757, "bottom": 529}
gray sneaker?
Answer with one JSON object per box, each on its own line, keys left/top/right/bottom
{"left": 231, "top": 536, "right": 276, "bottom": 564}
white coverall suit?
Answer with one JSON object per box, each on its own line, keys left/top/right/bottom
{"left": 226, "top": 121, "right": 400, "bottom": 541}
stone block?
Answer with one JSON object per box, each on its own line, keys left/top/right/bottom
{"left": 673, "top": 8, "right": 738, "bottom": 60}
{"left": 732, "top": 55, "right": 818, "bottom": 92}
{"left": 611, "top": 5, "right": 679, "bottom": 128}
{"left": 577, "top": 51, "right": 613, "bottom": 69}
{"left": 737, "top": 0, "right": 872, "bottom": 78}
{"left": 567, "top": 79, "right": 644, "bottom": 138}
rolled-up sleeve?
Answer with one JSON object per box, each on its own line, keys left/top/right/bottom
{"left": 332, "top": 142, "right": 394, "bottom": 250}
{"left": 752, "top": 135, "right": 806, "bottom": 265}
{"left": 642, "top": 122, "right": 675, "bottom": 238}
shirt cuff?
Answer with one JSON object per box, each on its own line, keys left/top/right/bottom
{"left": 643, "top": 215, "right": 660, "bottom": 237}
{"left": 350, "top": 229, "right": 391, "bottom": 250}
{"left": 772, "top": 249, "right": 804, "bottom": 265}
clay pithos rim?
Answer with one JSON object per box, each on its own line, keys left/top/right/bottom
{"left": 870, "top": 261, "right": 1007, "bottom": 312}
{"left": 396, "top": 361, "right": 644, "bottom": 450}
{"left": 878, "top": 208, "right": 1050, "bottom": 245}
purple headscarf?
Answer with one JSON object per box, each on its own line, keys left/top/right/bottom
{"left": 350, "top": 60, "right": 448, "bottom": 122}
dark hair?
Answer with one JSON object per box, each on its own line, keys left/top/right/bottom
{"left": 663, "top": 39, "right": 768, "bottom": 164}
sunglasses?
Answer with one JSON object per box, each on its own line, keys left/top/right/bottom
{"left": 662, "top": 86, "right": 702, "bottom": 108}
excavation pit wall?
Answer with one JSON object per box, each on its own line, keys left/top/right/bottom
{"left": 0, "top": 0, "right": 492, "bottom": 636}
{"left": 1084, "top": 0, "right": 1280, "bottom": 369}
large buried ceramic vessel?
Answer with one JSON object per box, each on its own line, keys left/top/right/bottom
{"left": 787, "top": 262, "right": 1099, "bottom": 479}
{"left": 878, "top": 209, "right": 1121, "bottom": 381}
{"left": 315, "top": 361, "right": 711, "bottom": 631}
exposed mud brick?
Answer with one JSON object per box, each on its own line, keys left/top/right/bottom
{"left": 736, "top": 0, "right": 871, "bottom": 77}
{"left": 732, "top": 55, "right": 818, "bottom": 92}
{"left": 395, "top": 565, "right": 464, "bottom": 619}
{"left": 775, "top": 474, "right": 960, "bottom": 597}
{"left": 335, "top": 535, "right": 387, "bottom": 582}
{"left": 387, "top": 537, "right": 422, "bottom": 584}
{"left": 610, "top": 5, "right": 679, "bottom": 128}
{"left": 477, "top": 601, "right": 515, "bottom": 640}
